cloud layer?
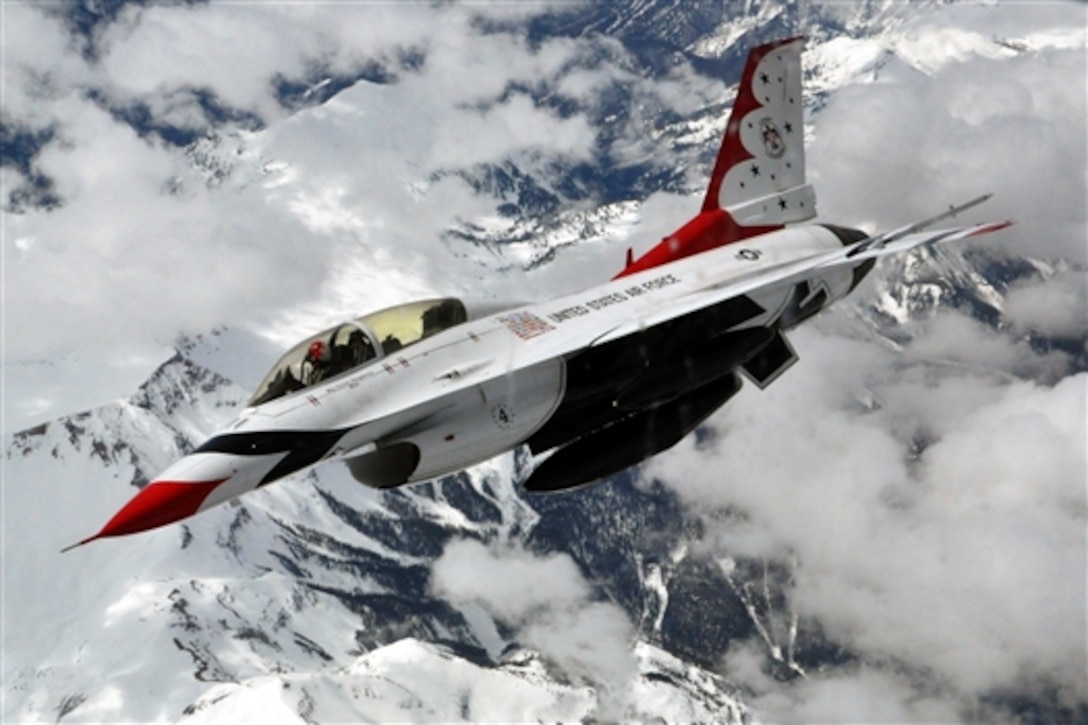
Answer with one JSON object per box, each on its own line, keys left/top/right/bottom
{"left": 3, "top": 2, "right": 616, "bottom": 369}
{"left": 646, "top": 324, "right": 1086, "bottom": 716}
{"left": 809, "top": 11, "right": 1086, "bottom": 265}
{"left": 430, "top": 539, "right": 636, "bottom": 716}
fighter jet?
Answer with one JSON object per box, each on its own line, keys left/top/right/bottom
{"left": 66, "top": 37, "right": 1010, "bottom": 549}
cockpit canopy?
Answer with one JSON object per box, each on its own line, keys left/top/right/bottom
{"left": 249, "top": 298, "right": 468, "bottom": 407}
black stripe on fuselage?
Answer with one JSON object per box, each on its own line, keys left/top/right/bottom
{"left": 821, "top": 224, "right": 875, "bottom": 291}
{"left": 195, "top": 429, "right": 350, "bottom": 486}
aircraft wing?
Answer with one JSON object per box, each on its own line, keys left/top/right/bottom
{"left": 594, "top": 206, "right": 1012, "bottom": 348}
{"left": 834, "top": 220, "right": 1012, "bottom": 265}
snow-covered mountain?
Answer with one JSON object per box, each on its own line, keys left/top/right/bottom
{"left": 4, "top": 337, "right": 751, "bottom": 721}
{"left": 4, "top": 1, "right": 1085, "bottom": 722}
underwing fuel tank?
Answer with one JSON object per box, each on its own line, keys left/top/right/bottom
{"left": 524, "top": 373, "right": 743, "bottom": 492}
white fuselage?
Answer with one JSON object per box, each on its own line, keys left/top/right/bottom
{"left": 72, "top": 33, "right": 1010, "bottom": 550}
{"left": 187, "top": 224, "right": 853, "bottom": 507}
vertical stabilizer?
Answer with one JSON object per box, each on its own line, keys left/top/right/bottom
{"left": 703, "top": 36, "right": 815, "bottom": 225}
{"left": 614, "top": 37, "right": 815, "bottom": 279}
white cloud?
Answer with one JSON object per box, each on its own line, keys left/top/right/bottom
{"left": 2, "top": 2, "right": 606, "bottom": 375}
{"left": 723, "top": 640, "right": 963, "bottom": 723}
{"left": 903, "top": 311, "right": 1073, "bottom": 382}
{"left": 430, "top": 93, "right": 597, "bottom": 169}
{"left": 810, "top": 36, "right": 1086, "bottom": 264}
{"left": 430, "top": 539, "right": 636, "bottom": 716}
{"left": 1, "top": 4, "right": 96, "bottom": 124}
{"left": 650, "top": 62, "right": 729, "bottom": 117}
{"left": 644, "top": 325, "right": 1087, "bottom": 715}
{"left": 431, "top": 538, "right": 591, "bottom": 619}
{"left": 1004, "top": 269, "right": 1088, "bottom": 338}
{"left": 96, "top": 3, "right": 427, "bottom": 122}
{"left": 556, "top": 65, "right": 628, "bottom": 106}
{"left": 4, "top": 91, "right": 329, "bottom": 365}
{"left": 780, "top": 35, "right": 1088, "bottom": 714}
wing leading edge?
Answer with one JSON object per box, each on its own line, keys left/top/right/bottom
{"left": 596, "top": 198, "right": 1013, "bottom": 349}
{"left": 524, "top": 199, "right": 1011, "bottom": 492}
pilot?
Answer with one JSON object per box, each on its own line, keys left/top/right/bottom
{"left": 381, "top": 334, "right": 403, "bottom": 354}
{"left": 305, "top": 340, "right": 333, "bottom": 385}
{"left": 346, "top": 329, "right": 373, "bottom": 366}
{"left": 422, "top": 299, "right": 466, "bottom": 337}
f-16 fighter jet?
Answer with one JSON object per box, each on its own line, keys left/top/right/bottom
{"left": 67, "top": 37, "right": 1010, "bottom": 549}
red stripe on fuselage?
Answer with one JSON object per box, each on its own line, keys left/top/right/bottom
{"left": 613, "top": 208, "right": 778, "bottom": 279}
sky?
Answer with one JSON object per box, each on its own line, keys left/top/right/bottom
{"left": 2, "top": 0, "right": 1086, "bottom": 721}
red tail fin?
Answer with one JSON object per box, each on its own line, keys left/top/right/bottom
{"left": 616, "top": 36, "right": 814, "bottom": 279}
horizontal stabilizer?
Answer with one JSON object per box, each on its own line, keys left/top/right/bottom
{"left": 598, "top": 198, "right": 1011, "bottom": 349}
{"left": 833, "top": 220, "right": 1014, "bottom": 268}
{"left": 843, "top": 194, "right": 1008, "bottom": 261}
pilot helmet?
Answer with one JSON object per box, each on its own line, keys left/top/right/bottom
{"left": 308, "top": 340, "right": 331, "bottom": 363}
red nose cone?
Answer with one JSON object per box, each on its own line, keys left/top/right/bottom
{"left": 63, "top": 479, "right": 226, "bottom": 551}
